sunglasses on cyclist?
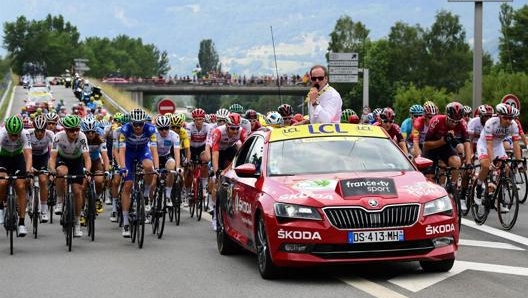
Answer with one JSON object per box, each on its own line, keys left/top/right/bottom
{"left": 132, "top": 121, "right": 144, "bottom": 127}
{"left": 66, "top": 128, "right": 80, "bottom": 133}
{"left": 228, "top": 126, "right": 240, "bottom": 131}
{"left": 158, "top": 127, "right": 170, "bottom": 131}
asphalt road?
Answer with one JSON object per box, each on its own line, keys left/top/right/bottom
{"left": 0, "top": 84, "right": 527, "bottom": 298}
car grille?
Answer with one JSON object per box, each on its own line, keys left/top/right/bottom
{"left": 310, "top": 240, "right": 435, "bottom": 259}
{"left": 323, "top": 204, "right": 420, "bottom": 229}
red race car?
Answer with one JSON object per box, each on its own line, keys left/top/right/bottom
{"left": 215, "top": 123, "right": 459, "bottom": 279}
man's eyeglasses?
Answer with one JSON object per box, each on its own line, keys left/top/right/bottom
{"left": 66, "top": 128, "right": 80, "bottom": 133}
{"left": 382, "top": 120, "right": 393, "bottom": 124}
{"left": 158, "top": 127, "right": 170, "bottom": 131}
{"left": 412, "top": 114, "right": 423, "bottom": 118}
{"left": 501, "top": 116, "right": 514, "bottom": 121}
{"left": 425, "top": 114, "right": 435, "bottom": 119}
{"left": 8, "top": 133, "right": 19, "bottom": 138}
{"left": 34, "top": 129, "right": 45, "bottom": 134}
{"left": 217, "top": 119, "right": 226, "bottom": 123}
{"left": 47, "top": 122, "right": 57, "bottom": 125}
{"left": 447, "top": 118, "right": 461, "bottom": 124}
{"left": 172, "top": 125, "right": 181, "bottom": 130}
{"left": 310, "top": 76, "right": 325, "bottom": 82}
{"left": 228, "top": 126, "right": 240, "bottom": 131}
{"left": 85, "top": 130, "right": 96, "bottom": 134}
{"left": 249, "top": 119, "right": 258, "bottom": 123}
{"left": 132, "top": 121, "right": 144, "bottom": 127}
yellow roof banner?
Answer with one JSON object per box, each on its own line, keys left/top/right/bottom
{"left": 269, "top": 123, "right": 388, "bottom": 142}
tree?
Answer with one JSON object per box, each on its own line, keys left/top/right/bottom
{"left": 423, "top": 10, "right": 472, "bottom": 92}
{"left": 198, "top": 39, "right": 220, "bottom": 78}
{"left": 498, "top": 4, "right": 528, "bottom": 72}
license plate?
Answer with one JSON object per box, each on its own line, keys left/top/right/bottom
{"left": 348, "top": 230, "right": 404, "bottom": 244}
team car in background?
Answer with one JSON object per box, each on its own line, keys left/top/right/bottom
{"left": 215, "top": 123, "right": 459, "bottom": 279}
{"left": 24, "top": 87, "right": 54, "bottom": 113}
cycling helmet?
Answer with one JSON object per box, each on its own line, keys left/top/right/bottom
{"left": 277, "top": 104, "right": 293, "bottom": 117}
{"left": 170, "top": 113, "right": 184, "bottom": 127}
{"left": 81, "top": 117, "right": 98, "bottom": 132}
{"left": 121, "top": 113, "right": 130, "bottom": 124}
{"left": 245, "top": 109, "right": 258, "bottom": 120}
{"left": 445, "top": 102, "right": 464, "bottom": 121}
{"left": 477, "top": 104, "right": 494, "bottom": 118}
{"left": 209, "top": 113, "right": 217, "bottom": 123}
{"left": 423, "top": 101, "right": 439, "bottom": 115}
{"left": 226, "top": 112, "right": 242, "bottom": 127}
{"left": 372, "top": 108, "right": 383, "bottom": 117}
{"left": 409, "top": 104, "right": 424, "bottom": 116}
{"left": 340, "top": 109, "right": 357, "bottom": 123}
{"left": 113, "top": 112, "right": 123, "bottom": 122}
{"left": 496, "top": 103, "right": 515, "bottom": 117}
{"left": 513, "top": 107, "right": 520, "bottom": 118}
{"left": 380, "top": 107, "right": 396, "bottom": 122}
{"left": 155, "top": 115, "right": 171, "bottom": 128}
{"left": 129, "top": 108, "right": 147, "bottom": 122}
{"left": 228, "top": 103, "right": 244, "bottom": 113}
{"left": 348, "top": 114, "right": 360, "bottom": 124}
{"left": 5, "top": 116, "right": 23, "bottom": 134}
{"left": 216, "top": 108, "right": 230, "bottom": 120}
{"left": 191, "top": 108, "right": 206, "bottom": 119}
{"left": 33, "top": 115, "right": 47, "bottom": 130}
{"left": 294, "top": 113, "right": 304, "bottom": 122}
{"left": 265, "top": 112, "right": 284, "bottom": 127}
{"left": 204, "top": 114, "right": 211, "bottom": 123}
{"left": 22, "top": 116, "right": 32, "bottom": 129}
{"left": 61, "top": 115, "right": 81, "bottom": 129}
{"left": 463, "top": 105, "right": 472, "bottom": 116}
{"left": 98, "top": 119, "right": 111, "bottom": 128}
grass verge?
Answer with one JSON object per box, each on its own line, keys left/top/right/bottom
{"left": 0, "top": 73, "right": 17, "bottom": 121}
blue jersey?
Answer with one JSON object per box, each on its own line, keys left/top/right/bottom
{"left": 118, "top": 122, "right": 157, "bottom": 152}
{"left": 400, "top": 117, "right": 413, "bottom": 141}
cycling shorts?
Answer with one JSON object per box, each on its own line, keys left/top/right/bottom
{"left": 125, "top": 148, "right": 152, "bottom": 181}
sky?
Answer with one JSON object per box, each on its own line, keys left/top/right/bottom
{"left": 1, "top": 0, "right": 527, "bottom": 77}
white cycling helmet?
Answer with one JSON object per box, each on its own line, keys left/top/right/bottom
{"left": 216, "top": 108, "right": 230, "bottom": 120}
{"left": 81, "top": 116, "right": 98, "bottom": 132}
{"left": 155, "top": 115, "right": 171, "bottom": 128}
{"left": 33, "top": 115, "right": 47, "bottom": 130}
{"left": 265, "top": 112, "right": 284, "bottom": 127}
{"left": 130, "top": 108, "right": 147, "bottom": 122}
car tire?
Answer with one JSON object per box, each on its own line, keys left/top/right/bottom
{"left": 256, "top": 214, "right": 280, "bottom": 279}
{"left": 216, "top": 200, "right": 238, "bottom": 255}
{"left": 420, "top": 258, "right": 455, "bottom": 272}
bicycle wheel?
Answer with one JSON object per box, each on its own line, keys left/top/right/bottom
{"left": 151, "top": 188, "right": 160, "bottom": 235}
{"left": 497, "top": 177, "right": 519, "bottom": 230}
{"left": 470, "top": 179, "right": 491, "bottom": 225}
{"left": 189, "top": 185, "right": 196, "bottom": 218}
{"left": 7, "top": 192, "right": 16, "bottom": 255}
{"left": 130, "top": 193, "right": 137, "bottom": 243}
{"left": 47, "top": 182, "right": 56, "bottom": 224}
{"left": 171, "top": 179, "right": 182, "bottom": 226}
{"left": 137, "top": 190, "right": 145, "bottom": 249}
{"left": 157, "top": 191, "right": 166, "bottom": 239}
{"left": 32, "top": 186, "right": 40, "bottom": 239}
{"left": 196, "top": 180, "right": 203, "bottom": 221}
{"left": 447, "top": 187, "right": 461, "bottom": 231}
{"left": 87, "top": 183, "right": 96, "bottom": 241}
{"left": 65, "top": 195, "right": 74, "bottom": 252}
{"left": 514, "top": 168, "right": 528, "bottom": 204}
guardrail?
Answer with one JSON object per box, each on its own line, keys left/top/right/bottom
{"left": 100, "top": 89, "right": 128, "bottom": 115}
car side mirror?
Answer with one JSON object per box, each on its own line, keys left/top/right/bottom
{"left": 414, "top": 156, "right": 433, "bottom": 170}
{"left": 234, "top": 163, "right": 260, "bottom": 178}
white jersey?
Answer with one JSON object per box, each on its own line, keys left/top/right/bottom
{"left": 466, "top": 117, "right": 484, "bottom": 144}
{"left": 476, "top": 117, "right": 519, "bottom": 159}
{"left": 240, "top": 118, "right": 251, "bottom": 139}
{"left": 156, "top": 129, "right": 180, "bottom": 156}
{"left": 51, "top": 130, "right": 89, "bottom": 159}
{"left": 186, "top": 122, "right": 212, "bottom": 147}
{"left": 28, "top": 128, "right": 55, "bottom": 156}
{"left": 0, "top": 128, "right": 31, "bottom": 157}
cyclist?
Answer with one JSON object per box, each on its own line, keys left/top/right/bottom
{"left": 185, "top": 108, "right": 213, "bottom": 203}
{"left": 171, "top": 113, "right": 191, "bottom": 165}
{"left": 117, "top": 108, "right": 158, "bottom": 238}
{"left": 474, "top": 103, "right": 523, "bottom": 209}
{"left": 463, "top": 105, "right": 473, "bottom": 124}
{"left": 340, "top": 109, "right": 356, "bottom": 124}
{"left": 109, "top": 113, "right": 129, "bottom": 222}
{"left": 401, "top": 104, "right": 424, "bottom": 152}
{"left": 46, "top": 111, "right": 63, "bottom": 133}
{"left": 0, "top": 116, "right": 33, "bottom": 236}
{"left": 278, "top": 104, "right": 297, "bottom": 126}
{"left": 81, "top": 117, "right": 110, "bottom": 218}
{"left": 423, "top": 102, "right": 472, "bottom": 192}
{"left": 245, "top": 109, "right": 261, "bottom": 133}
{"left": 467, "top": 104, "right": 494, "bottom": 153}
{"left": 28, "top": 115, "right": 55, "bottom": 223}
{"left": 374, "top": 107, "right": 408, "bottom": 155}
{"left": 265, "top": 111, "right": 284, "bottom": 128}
{"left": 49, "top": 115, "right": 91, "bottom": 238}
{"left": 412, "top": 101, "right": 438, "bottom": 158}
{"left": 154, "top": 115, "right": 181, "bottom": 207}
{"left": 208, "top": 112, "right": 247, "bottom": 230}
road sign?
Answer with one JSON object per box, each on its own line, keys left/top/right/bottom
{"left": 329, "top": 67, "right": 359, "bottom": 75}
{"left": 157, "top": 98, "right": 176, "bottom": 114}
{"left": 329, "top": 53, "right": 358, "bottom": 61}
{"left": 330, "top": 75, "right": 358, "bottom": 83}
{"left": 501, "top": 94, "right": 521, "bottom": 110}
{"left": 328, "top": 60, "right": 358, "bottom": 67}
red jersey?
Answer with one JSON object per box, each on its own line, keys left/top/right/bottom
{"left": 210, "top": 125, "right": 247, "bottom": 151}
{"left": 373, "top": 122, "right": 404, "bottom": 143}
{"left": 425, "top": 115, "right": 469, "bottom": 142}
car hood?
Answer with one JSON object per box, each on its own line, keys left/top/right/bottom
{"left": 267, "top": 171, "right": 446, "bottom": 207}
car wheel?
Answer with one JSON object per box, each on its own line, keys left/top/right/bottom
{"left": 256, "top": 215, "right": 280, "bottom": 279}
{"left": 420, "top": 258, "right": 455, "bottom": 272}
{"left": 216, "top": 200, "right": 238, "bottom": 255}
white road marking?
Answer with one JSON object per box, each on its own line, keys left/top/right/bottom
{"left": 340, "top": 276, "right": 409, "bottom": 298}
{"left": 389, "top": 260, "right": 528, "bottom": 292}
{"left": 459, "top": 239, "right": 525, "bottom": 250}
{"left": 462, "top": 218, "right": 528, "bottom": 247}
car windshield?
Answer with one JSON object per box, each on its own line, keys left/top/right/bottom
{"left": 267, "top": 136, "right": 414, "bottom": 176}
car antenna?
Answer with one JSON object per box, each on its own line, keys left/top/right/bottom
{"left": 270, "top": 26, "right": 283, "bottom": 105}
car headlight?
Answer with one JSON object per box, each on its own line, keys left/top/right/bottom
{"left": 274, "top": 203, "right": 321, "bottom": 220}
{"left": 423, "top": 196, "right": 453, "bottom": 216}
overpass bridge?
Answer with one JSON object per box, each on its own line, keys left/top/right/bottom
{"left": 115, "top": 83, "right": 309, "bottom": 106}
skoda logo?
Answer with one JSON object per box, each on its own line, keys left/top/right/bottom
{"left": 368, "top": 199, "right": 379, "bottom": 208}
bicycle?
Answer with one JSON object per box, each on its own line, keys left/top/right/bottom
{"left": 510, "top": 156, "right": 527, "bottom": 204}
{"left": 128, "top": 161, "right": 156, "bottom": 249}
{"left": 47, "top": 179, "right": 56, "bottom": 224}
{"left": 187, "top": 159, "right": 204, "bottom": 221}
{"left": 169, "top": 169, "right": 183, "bottom": 226}
{"left": 0, "top": 170, "right": 27, "bottom": 255}
{"left": 53, "top": 173, "right": 85, "bottom": 252}
{"left": 434, "top": 164, "right": 472, "bottom": 230}
{"left": 151, "top": 170, "right": 168, "bottom": 239}
{"left": 27, "top": 169, "right": 48, "bottom": 239}
{"left": 469, "top": 158, "right": 521, "bottom": 230}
